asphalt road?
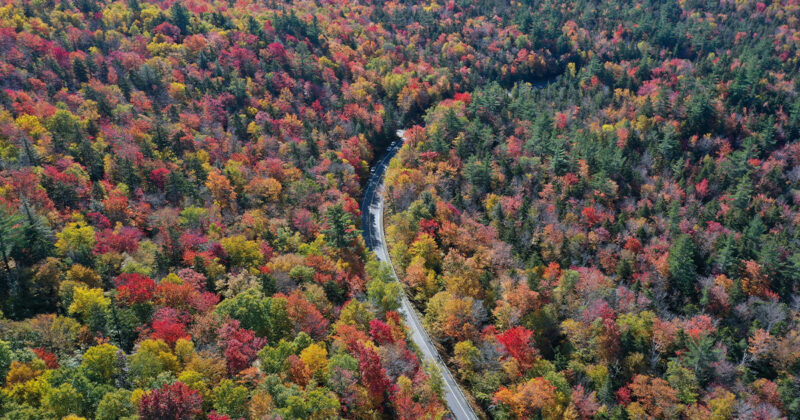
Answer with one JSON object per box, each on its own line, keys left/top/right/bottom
{"left": 361, "top": 130, "right": 479, "bottom": 420}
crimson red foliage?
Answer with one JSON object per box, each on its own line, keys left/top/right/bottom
{"left": 369, "top": 319, "right": 395, "bottom": 345}
{"left": 217, "top": 319, "right": 267, "bottom": 375}
{"left": 149, "top": 168, "right": 170, "bottom": 190}
{"left": 453, "top": 92, "right": 471, "bottom": 104}
{"left": 139, "top": 382, "right": 202, "bottom": 420}
{"left": 496, "top": 326, "right": 538, "bottom": 370}
{"left": 350, "top": 340, "right": 395, "bottom": 406}
{"left": 150, "top": 307, "right": 190, "bottom": 346}
{"left": 115, "top": 273, "right": 156, "bottom": 305}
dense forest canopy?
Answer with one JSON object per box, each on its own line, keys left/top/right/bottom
{"left": 0, "top": 0, "right": 799, "bottom": 418}
{"left": 384, "top": 0, "right": 800, "bottom": 419}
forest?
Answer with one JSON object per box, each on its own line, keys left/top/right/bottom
{"left": 384, "top": 0, "right": 800, "bottom": 418}
{"left": 0, "top": 0, "right": 798, "bottom": 419}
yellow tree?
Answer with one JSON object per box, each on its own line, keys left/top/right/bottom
{"left": 68, "top": 285, "right": 110, "bottom": 321}
{"left": 300, "top": 343, "right": 328, "bottom": 380}
{"left": 81, "top": 343, "right": 120, "bottom": 384}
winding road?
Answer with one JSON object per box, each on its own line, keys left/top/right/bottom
{"left": 361, "top": 130, "right": 479, "bottom": 420}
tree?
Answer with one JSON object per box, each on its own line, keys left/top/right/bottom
{"left": 150, "top": 307, "right": 189, "bottom": 346}
{"left": 453, "top": 340, "right": 480, "bottom": 381}
{"left": 0, "top": 340, "right": 13, "bottom": 384}
{"left": 217, "top": 319, "right": 266, "bottom": 375}
{"left": 281, "top": 388, "right": 340, "bottom": 420}
{"left": 369, "top": 319, "right": 395, "bottom": 345}
{"left": 0, "top": 205, "right": 23, "bottom": 287}
{"left": 685, "top": 92, "right": 716, "bottom": 136}
{"left": 55, "top": 222, "right": 95, "bottom": 264}
{"left": 114, "top": 273, "right": 156, "bottom": 305}
{"left": 95, "top": 389, "right": 135, "bottom": 420}
{"left": 668, "top": 235, "right": 697, "bottom": 299}
{"left": 211, "top": 380, "right": 249, "bottom": 419}
{"left": 350, "top": 340, "right": 393, "bottom": 407}
{"left": 45, "top": 110, "right": 81, "bottom": 153}
{"left": 665, "top": 360, "right": 698, "bottom": 405}
{"left": 220, "top": 235, "right": 263, "bottom": 269}
{"left": 285, "top": 290, "right": 329, "bottom": 340}
{"left": 66, "top": 264, "right": 101, "bottom": 288}
{"left": 367, "top": 277, "right": 402, "bottom": 314}
{"left": 42, "top": 383, "right": 82, "bottom": 419}
{"left": 626, "top": 374, "right": 682, "bottom": 418}
{"left": 170, "top": 1, "right": 191, "bottom": 35}
{"left": 14, "top": 202, "right": 53, "bottom": 267}
{"left": 299, "top": 343, "right": 329, "bottom": 380}
{"left": 337, "top": 300, "right": 374, "bottom": 331}
{"left": 216, "top": 288, "right": 290, "bottom": 340}
{"left": 139, "top": 382, "right": 202, "bottom": 420}
{"left": 68, "top": 285, "right": 110, "bottom": 322}
{"left": 128, "top": 339, "right": 179, "bottom": 387}
{"left": 81, "top": 343, "right": 120, "bottom": 384}
{"left": 323, "top": 205, "right": 357, "bottom": 251}
{"left": 494, "top": 377, "right": 558, "bottom": 419}
{"left": 206, "top": 170, "right": 237, "bottom": 211}
{"left": 497, "top": 326, "right": 539, "bottom": 370}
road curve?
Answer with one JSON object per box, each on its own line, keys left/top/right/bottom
{"left": 361, "top": 130, "right": 479, "bottom": 420}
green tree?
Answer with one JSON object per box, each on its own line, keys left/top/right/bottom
{"left": 45, "top": 109, "right": 82, "bottom": 154}
{"left": 258, "top": 333, "right": 312, "bottom": 376}
{"left": 128, "top": 339, "right": 178, "bottom": 388}
{"left": 682, "top": 335, "right": 719, "bottom": 386}
{"left": 281, "top": 388, "right": 340, "bottom": 420}
{"left": 463, "top": 157, "right": 492, "bottom": 195}
{"left": 0, "top": 340, "right": 13, "bottom": 384}
{"left": 657, "top": 124, "right": 681, "bottom": 162}
{"left": 0, "top": 206, "right": 23, "bottom": 283}
{"left": 95, "top": 389, "right": 134, "bottom": 420}
{"left": 367, "top": 277, "right": 402, "bottom": 314}
{"left": 668, "top": 235, "right": 697, "bottom": 299}
{"left": 170, "top": 1, "right": 191, "bottom": 35}
{"left": 685, "top": 91, "right": 716, "bottom": 136}
{"left": 323, "top": 205, "right": 357, "bottom": 251}
{"left": 212, "top": 379, "right": 249, "bottom": 419}
{"left": 81, "top": 343, "right": 120, "bottom": 384}
{"left": 42, "top": 383, "right": 83, "bottom": 419}
{"left": 665, "top": 360, "right": 699, "bottom": 404}
{"left": 14, "top": 202, "right": 53, "bottom": 267}
{"left": 216, "top": 288, "right": 291, "bottom": 342}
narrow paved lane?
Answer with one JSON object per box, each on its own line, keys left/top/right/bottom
{"left": 361, "top": 130, "right": 479, "bottom": 420}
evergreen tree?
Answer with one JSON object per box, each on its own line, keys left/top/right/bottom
{"left": 668, "top": 235, "right": 697, "bottom": 300}
{"left": 170, "top": 2, "right": 191, "bottom": 35}
{"left": 323, "top": 205, "right": 357, "bottom": 251}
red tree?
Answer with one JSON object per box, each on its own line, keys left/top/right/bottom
{"left": 582, "top": 206, "right": 601, "bottom": 227}
{"left": 497, "top": 326, "right": 538, "bottom": 370}
{"left": 217, "top": 319, "right": 267, "bottom": 375}
{"left": 139, "top": 382, "right": 202, "bottom": 420}
{"left": 285, "top": 290, "right": 329, "bottom": 340}
{"left": 369, "top": 319, "right": 395, "bottom": 345}
{"left": 115, "top": 273, "right": 156, "bottom": 305}
{"left": 150, "top": 308, "right": 190, "bottom": 346}
{"left": 350, "top": 340, "right": 395, "bottom": 406}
